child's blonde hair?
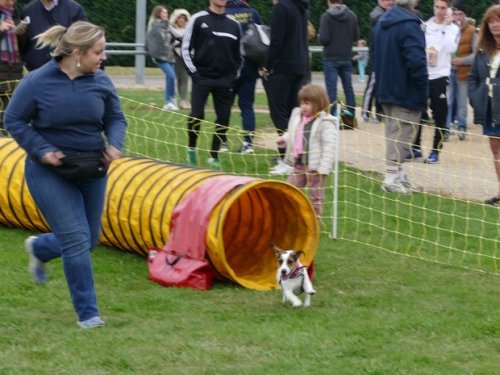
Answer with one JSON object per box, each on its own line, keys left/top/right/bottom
{"left": 358, "top": 39, "right": 367, "bottom": 47}
{"left": 298, "top": 84, "right": 330, "bottom": 115}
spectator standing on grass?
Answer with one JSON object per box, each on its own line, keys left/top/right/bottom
{"left": 318, "top": 0, "right": 359, "bottom": 119}
{"left": 419, "top": 0, "right": 459, "bottom": 164}
{"left": 374, "top": 0, "right": 428, "bottom": 194}
{"left": 4, "top": 21, "right": 127, "bottom": 328}
{"left": 263, "top": 0, "right": 309, "bottom": 176}
{"left": 0, "top": 0, "right": 24, "bottom": 136}
{"left": 361, "top": 0, "right": 394, "bottom": 123}
{"left": 19, "top": 0, "right": 87, "bottom": 72}
{"left": 225, "top": 0, "right": 263, "bottom": 154}
{"left": 445, "top": 1, "right": 477, "bottom": 141}
{"left": 146, "top": 5, "right": 178, "bottom": 111}
{"left": 170, "top": 8, "right": 191, "bottom": 110}
{"left": 181, "top": 0, "right": 243, "bottom": 169}
{"left": 468, "top": 4, "right": 500, "bottom": 206}
{"left": 276, "top": 84, "right": 337, "bottom": 217}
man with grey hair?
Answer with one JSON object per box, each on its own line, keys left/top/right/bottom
{"left": 374, "top": 0, "right": 428, "bottom": 193}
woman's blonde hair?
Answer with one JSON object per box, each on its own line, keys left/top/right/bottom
{"left": 477, "top": 5, "right": 500, "bottom": 55}
{"left": 298, "top": 84, "right": 330, "bottom": 115}
{"left": 148, "top": 5, "right": 167, "bottom": 30}
{"left": 35, "top": 21, "right": 105, "bottom": 58}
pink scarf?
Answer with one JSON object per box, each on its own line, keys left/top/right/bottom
{"left": 293, "top": 115, "right": 312, "bottom": 159}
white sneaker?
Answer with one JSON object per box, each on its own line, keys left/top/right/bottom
{"left": 401, "top": 179, "right": 423, "bottom": 192}
{"left": 25, "top": 236, "right": 47, "bottom": 284}
{"left": 239, "top": 142, "right": 254, "bottom": 154}
{"left": 162, "top": 102, "right": 179, "bottom": 111}
{"left": 381, "top": 181, "right": 411, "bottom": 194}
{"left": 269, "top": 160, "right": 294, "bottom": 175}
{"left": 77, "top": 316, "right": 105, "bottom": 329}
{"left": 219, "top": 142, "right": 229, "bottom": 153}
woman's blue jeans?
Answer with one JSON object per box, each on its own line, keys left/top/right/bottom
{"left": 25, "top": 159, "right": 107, "bottom": 321}
{"left": 155, "top": 59, "right": 176, "bottom": 104}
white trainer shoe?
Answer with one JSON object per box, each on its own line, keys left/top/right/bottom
{"left": 162, "top": 102, "right": 179, "bottom": 111}
{"left": 269, "top": 160, "right": 294, "bottom": 175}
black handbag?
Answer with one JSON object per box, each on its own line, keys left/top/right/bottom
{"left": 241, "top": 23, "right": 270, "bottom": 67}
{"left": 44, "top": 151, "right": 108, "bottom": 179}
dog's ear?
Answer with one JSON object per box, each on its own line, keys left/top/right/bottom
{"left": 294, "top": 250, "right": 305, "bottom": 259}
{"left": 272, "top": 243, "right": 283, "bottom": 257}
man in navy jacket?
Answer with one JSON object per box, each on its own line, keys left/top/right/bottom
{"left": 19, "top": 0, "right": 87, "bottom": 71}
{"left": 374, "top": 0, "right": 428, "bottom": 194}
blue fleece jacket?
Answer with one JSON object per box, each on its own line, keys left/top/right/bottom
{"left": 373, "top": 6, "right": 428, "bottom": 112}
{"left": 4, "top": 60, "right": 127, "bottom": 161}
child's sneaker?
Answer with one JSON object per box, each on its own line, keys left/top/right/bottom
{"left": 25, "top": 236, "right": 47, "bottom": 284}
{"left": 77, "top": 316, "right": 105, "bottom": 329}
{"left": 269, "top": 160, "right": 294, "bottom": 175}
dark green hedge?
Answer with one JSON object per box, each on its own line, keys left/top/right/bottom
{"left": 15, "top": 0, "right": 495, "bottom": 68}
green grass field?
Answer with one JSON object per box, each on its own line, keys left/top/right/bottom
{"left": 0, "top": 87, "right": 499, "bottom": 374}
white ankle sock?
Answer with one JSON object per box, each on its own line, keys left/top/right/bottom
{"left": 384, "top": 165, "right": 399, "bottom": 184}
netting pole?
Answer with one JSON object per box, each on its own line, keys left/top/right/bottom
{"left": 331, "top": 106, "right": 340, "bottom": 240}
{"left": 135, "top": 0, "right": 146, "bottom": 85}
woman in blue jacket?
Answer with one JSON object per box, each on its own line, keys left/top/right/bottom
{"left": 5, "top": 22, "right": 127, "bottom": 328}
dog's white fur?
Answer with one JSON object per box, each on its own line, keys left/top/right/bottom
{"left": 273, "top": 244, "right": 316, "bottom": 307}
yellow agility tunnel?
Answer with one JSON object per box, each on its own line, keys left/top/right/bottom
{"left": 0, "top": 137, "right": 319, "bottom": 290}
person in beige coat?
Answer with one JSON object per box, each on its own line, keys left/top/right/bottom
{"left": 276, "top": 84, "right": 338, "bottom": 217}
{"left": 169, "top": 8, "right": 191, "bottom": 109}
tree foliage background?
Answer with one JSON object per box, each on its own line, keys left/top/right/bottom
{"left": 14, "top": 0, "right": 496, "bottom": 68}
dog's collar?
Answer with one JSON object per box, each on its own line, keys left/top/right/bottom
{"left": 280, "top": 263, "right": 306, "bottom": 281}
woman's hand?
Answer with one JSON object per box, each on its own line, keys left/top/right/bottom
{"left": 41, "top": 151, "right": 65, "bottom": 166}
{"left": 0, "top": 19, "right": 14, "bottom": 32}
{"left": 103, "top": 145, "right": 122, "bottom": 164}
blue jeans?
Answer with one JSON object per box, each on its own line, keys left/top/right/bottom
{"left": 25, "top": 159, "right": 107, "bottom": 321}
{"left": 323, "top": 59, "right": 356, "bottom": 115}
{"left": 154, "top": 59, "right": 176, "bottom": 104}
{"left": 233, "top": 60, "right": 258, "bottom": 143}
{"left": 446, "top": 69, "right": 458, "bottom": 132}
{"left": 455, "top": 80, "right": 468, "bottom": 131}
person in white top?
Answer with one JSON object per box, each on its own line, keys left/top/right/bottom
{"left": 420, "top": 0, "right": 459, "bottom": 164}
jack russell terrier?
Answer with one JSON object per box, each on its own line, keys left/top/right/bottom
{"left": 273, "top": 244, "right": 316, "bottom": 307}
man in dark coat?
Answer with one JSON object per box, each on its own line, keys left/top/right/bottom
{"left": 374, "top": 0, "right": 428, "bottom": 194}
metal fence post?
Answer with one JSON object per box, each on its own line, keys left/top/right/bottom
{"left": 135, "top": 0, "right": 146, "bottom": 85}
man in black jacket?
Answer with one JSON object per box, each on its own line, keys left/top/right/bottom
{"left": 263, "top": 0, "right": 309, "bottom": 175}
{"left": 318, "top": 0, "right": 360, "bottom": 118}
{"left": 181, "top": 0, "right": 243, "bottom": 168}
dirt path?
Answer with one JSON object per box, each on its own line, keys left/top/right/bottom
{"left": 255, "top": 114, "right": 495, "bottom": 203}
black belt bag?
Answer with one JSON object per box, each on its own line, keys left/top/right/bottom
{"left": 44, "top": 151, "right": 108, "bottom": 179}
